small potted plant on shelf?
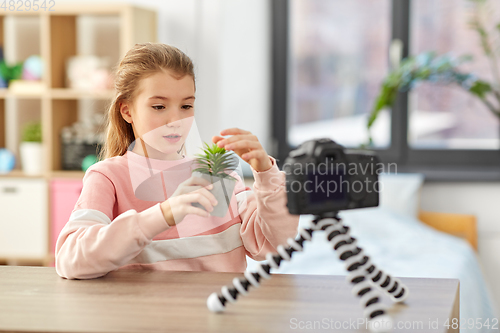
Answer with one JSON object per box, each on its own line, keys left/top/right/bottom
{"left": 192, "top": 142, "right": 239, "bottom": 217}
{"left": 20, "top": 121, "right": 43, "bottom": 175}
{"left": 0, "top": 57, "right": 23, "bottom": 88}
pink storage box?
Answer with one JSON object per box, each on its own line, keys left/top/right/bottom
{"left": 50, "top": 179, "right": 83, "bottom": 259}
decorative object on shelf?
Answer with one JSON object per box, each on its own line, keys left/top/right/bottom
{"left": 0, "top": 51, "right": 23, "bottom": 88}
{"left": 66, "top": 55, "right": 113, "bottom": 91}
{"left": 0, "top": 148, "right": 16, "bottom": 174}
{"left": 0, "top": 47, "right": 4, "bottom": 88}
{"left": 61, "top": 113, "right": 104, "bottom": 170}
{"left": 22, "top": 55, "right": 43, "bottom": 81}
{"left": 7, "top": 54, "right": 46, "bottom": 94}
{"left": 20, "top": 121, "right": 44, "bottom": 175}
{"left": 366, "top": 0, "right": 500, "bottom": 146}
{"left": 81, "top": 154, "right": 98, "bottom": 172}
{"left": 192, "top": 142, "right": 239, "bottom": 217}
{"left": 0, "top": 54, "right": 45, "bottom": 93}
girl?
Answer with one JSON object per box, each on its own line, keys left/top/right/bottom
{"left": 55, "top": 43, "right": 299, "bottom": 280}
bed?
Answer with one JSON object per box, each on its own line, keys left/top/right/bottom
{"left": 245, "top": 173, "right": 498, "bottom": 333}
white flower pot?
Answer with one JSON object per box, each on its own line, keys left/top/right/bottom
{"left": 192, "top": 173, "right": 237, "bottom": 217}
{"left": 20, "top": 142, "right": 44, "bottom": 175}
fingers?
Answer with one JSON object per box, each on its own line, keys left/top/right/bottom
{"left": 212, "top": 136, "right": 224, "bottom": 144}
{"left": 183, "top": 176, "right": 213, "bottom": 188}
{"left": 215, "top": 128, "right": 271, "bottom": 172}
{"left": 194, "top": 187, "right": 218, "bottom": 205}
{"left": 184, "top": 191, "right": 215, "bottom": 213}
{"left": 220, "top": 128, "right": 251, "bottom": 136}
{"left": 175, "top": 185, "right": 203, "bottom": 196}
{"left": 223, "top": 140, "right": 261, "bottom": 151}
{"left": 169, "top": 197, "right": 211, "bottom": 220}
{"left": 167, "top": 186, "right": 219, "bottom": 223}
{"left": 174, "top": 178, "right": 212, "bottom": 197}
{"left": 216, "top": 134, "right": 258, "bottom": 148}
{"left": 174, "top": 184, "right": 217, "bottom": 205}
{"left": 184, "top": 205, "right": 212, "bottom": 218}
{"left": 241, "top": 149, "right": 267, "bottom": 161}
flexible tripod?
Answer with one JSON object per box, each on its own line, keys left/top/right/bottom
{"left": 207, "top": 212, "right": 410, "bottom": 333}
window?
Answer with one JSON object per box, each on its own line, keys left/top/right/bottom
{"left": 288, "top": 0, "right": 391, "bottom": 149}
{"left": 272, "top": 0, "right": 500, "bottom": 180}
{"left": 409, "top": 0, "right": 500, "bottom": 150}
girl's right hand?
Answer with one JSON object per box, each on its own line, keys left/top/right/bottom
{"left": 160, "top": 175, "right": 218, "bottom": 226}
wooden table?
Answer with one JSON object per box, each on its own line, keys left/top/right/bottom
{"left": 0, "top": 266, "right": 459, "bottom": 333}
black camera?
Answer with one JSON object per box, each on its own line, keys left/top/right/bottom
{"left": 283, "top": 138, "right": 382, "bottom": 215}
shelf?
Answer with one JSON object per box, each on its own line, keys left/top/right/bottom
{"left": 0, "top": 88, "right": 44, "bottom": 99}
{"left": 50, "top": 88, "right": 115, "bottom": 100}
{"left": 49, "top": 3, "right": 154, "bottom": 16}
{"left": 0, "top": 88, "right": 115, "bottom": 99}
{"left": 0, "top": 170, "right": 85, "bottom": 179}
{"left": 49, "top": 171, "right": 85, "bottom": 179}
{"left": 0, "top": 2, "right": 156, "bottom": 266}
{"left": 0, "top": 170, "right": 44, "bottom": 178}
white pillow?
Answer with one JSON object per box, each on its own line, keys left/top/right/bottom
{"left": 378, "top": 173, "right": 425, "bottom": 219}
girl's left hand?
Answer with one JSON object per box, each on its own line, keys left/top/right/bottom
{"left": 212, "top": 128, "right": 273, "bottom": 172}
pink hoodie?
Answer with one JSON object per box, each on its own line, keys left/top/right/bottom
{"left": 55, "top": 151, "right": 299, "bottom": 279}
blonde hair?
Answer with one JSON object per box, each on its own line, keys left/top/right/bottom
{"left": 99, "top": 43, "right": 195, "bottom": 160}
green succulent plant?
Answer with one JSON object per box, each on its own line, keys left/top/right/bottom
{"left": 22, "top": 122, "right": 42, "bottom": 143}
{"left": 193, "top": 142, "right": 238, "bottom": 181}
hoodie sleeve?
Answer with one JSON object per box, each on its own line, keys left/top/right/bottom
{"left": 55, "top": 170, "right": 170, "bottom": 280}
{"left": 235, "top": 156, "right": 300, "bottom": 261}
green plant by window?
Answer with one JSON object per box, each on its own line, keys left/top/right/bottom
{"left": 22, "top": 122, "right": 42, "bottom": 143}
{"left": 193, "top": 142, "right": 238, "bottom": 181}
{"left": 366, "top": 0, "right": 500, "bottom": 146}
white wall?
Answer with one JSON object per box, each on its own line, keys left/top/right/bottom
{"left": 174, "top": 0, "right": 271, "bottom": 152}
{"left": 60, "top": 0, "right": 272, "bottom": 154}
{"left": 421, "top": 182, "right": 500, "bottom": 312}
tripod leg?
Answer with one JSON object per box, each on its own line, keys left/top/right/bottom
{"left": 309, "top": 216, "right": 393, "bottom": 332}
{"left": 207, "top": 215, "right": 408, "bottom": 333}
{"left": 313, "top": 215, "right": 409, "bottom": 304}
{"left": 207, "top": 227, "right": 314, "bottom": 312}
